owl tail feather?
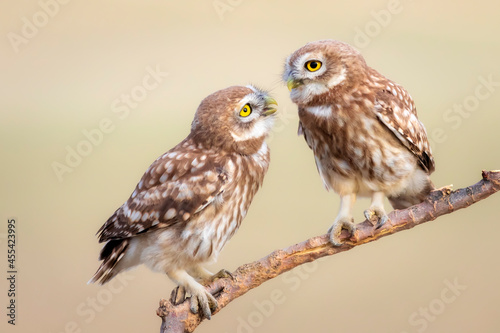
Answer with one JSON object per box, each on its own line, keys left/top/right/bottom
{"left": 88, "top": 239, "right": 129, "bottom": 285}
{"left": 388, "top": 177, "right": 435, "bottom": 210}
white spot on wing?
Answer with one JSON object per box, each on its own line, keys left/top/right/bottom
{"left": 131, "top": 211, "right": 141, "bottom": 222}
{"left": 164, "top": 208, "right": 176, "bottom": 220}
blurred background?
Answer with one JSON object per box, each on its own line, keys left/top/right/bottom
{"left": 1, "top": 0, "right": 499, "bottom": 332}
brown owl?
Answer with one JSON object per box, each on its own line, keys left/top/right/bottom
{"left": 89, "top": 85, "right": 277, "bottom": 318}
{"left": 283, "top": 40, "right": 435, "bottom": 246}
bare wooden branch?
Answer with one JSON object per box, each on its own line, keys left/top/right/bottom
{"left": 157, "top": 170, "right": 500, "bottom": 333}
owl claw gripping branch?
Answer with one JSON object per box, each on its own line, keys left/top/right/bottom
{"left": 283, "top": 40, "right": 435, "bottom": 246}
{"left": 90, "top": 85, "right": 277, "bottom": 319}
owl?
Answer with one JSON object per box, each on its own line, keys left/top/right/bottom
{"left": 89, "top": 85, "right": 277, "bottom": 319}
{"left": 283, "top": 40, "right": 435, "bottom": 246}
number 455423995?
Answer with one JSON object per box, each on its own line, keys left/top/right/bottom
{"left": 7, "top": 219, "right": 16, "bottom": 270}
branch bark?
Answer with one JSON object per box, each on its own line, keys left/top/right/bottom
{"left": 157, "top": 170, "right": 500, "bottom": 333}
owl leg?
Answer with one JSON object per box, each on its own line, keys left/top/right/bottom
{"left": 168, "top": 269, "right": 218, "bottom": 319}
{"left": 328, "top": 193, "right": 356, "bottom": 246}
{"left": 364, "top": 191, "right": 389, "bottom": 229}
{"left": 188, "top": 266, "right": 233, "bottom": 285}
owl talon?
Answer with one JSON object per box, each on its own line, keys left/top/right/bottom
{"left": 211, "top": 269, "right": 234, "bottom": 282}
{"left": 364, "top": 207, "right": 389, "bottom": 229}
{"left": 363, "top": 209, "right": 374, "bottom": 222}
{"left": 170, "top": 285, "right": 187, "bottom": 305}
{"left": 198, "top": 268, "right": 234, "bottom": 286}
{"left": 170, "top": 283, "right": 218, "bottom": 319}
{"left": 376, "top": 214, "right": 389, "bottom": 229}
{"left": 189, "top": 290, "right": 218, "bottom": 319}
{"left": 328, "top": 217, "right": 356, "bottom": 246}
{"left": 189, "top": 296, "right": 199, "bottom": 314}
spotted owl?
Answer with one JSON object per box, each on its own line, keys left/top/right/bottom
{"left": 283, "top": 40, "right": 435, "bottom": 246}
{"left": 89, "top": 85, "right": 277, "bottom": 318}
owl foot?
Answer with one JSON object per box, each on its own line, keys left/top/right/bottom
{"left": 364, "top": 207, "right": 389, "bottom": 229}
{"left": 190, "top": 266, "right": 234, "bottom": 286}
{"left": 189, "top": 289, "right": 218, "bottom": 319}
{"left": 170, "top": 285, "right": 218, "bottom": 319}
{"left": 328, "top": 217, "right": 356, "bottom": 246}
{"left": 205, "top": 269, "right": 233, "bottom": 285}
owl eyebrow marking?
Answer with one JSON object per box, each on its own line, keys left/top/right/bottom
{"left": 294, "top": 52, "right": 314, "bottom": 69}
{"left": 237, "top": 93, "right": 262, "bottom": 112}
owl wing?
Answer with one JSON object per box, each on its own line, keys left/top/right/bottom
{"left": 97, "top": 143, "right": 229, "bottom": 242}
{"left": 374, "top": 85, "right": 435, "bottom": 174}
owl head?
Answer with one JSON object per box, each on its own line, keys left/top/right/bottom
{"left": 283, "top": 39, "right": 367, "bottom": 104}
{"left": 190, "top": 85, "right": 277, "bottom": 154}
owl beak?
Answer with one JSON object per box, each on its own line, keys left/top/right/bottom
{"left": 262, "top": 97, "right": 278, "bottom": 116}
{"left": 287, "top": 78, "right": 302, "bottom": 91}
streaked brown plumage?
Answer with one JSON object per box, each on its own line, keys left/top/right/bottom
{"left": 283, "top": 40, "right": 435, "bottom": 245}
{"left": 90, "top": 85, "right": 277, "bottom": 318}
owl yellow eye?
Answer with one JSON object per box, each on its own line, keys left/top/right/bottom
{"left": 239, "top": 104, "right": 252, "bottom": 117}
{"left": 305, "top": 60, "right": 322, "bottom": 72}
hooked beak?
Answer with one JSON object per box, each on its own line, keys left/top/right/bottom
{"left": 262, "top": 96, "right": 278, "bottom": 116}
{"left": 287, "top": 78, "right": 302, "bottom": 91}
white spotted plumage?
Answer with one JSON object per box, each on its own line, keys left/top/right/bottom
{"left": 90, "top": 85, "right": 277, "bottom": 319}
{"left": 283, "top": 39, "right": 435, "bottom": 246}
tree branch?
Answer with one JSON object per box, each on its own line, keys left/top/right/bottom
{"left": 157, "top": 170, "right": 500, "bottom": 333}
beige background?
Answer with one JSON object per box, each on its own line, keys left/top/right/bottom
{"left": 1, "top": 0, "right": 500, "bottom": 332}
